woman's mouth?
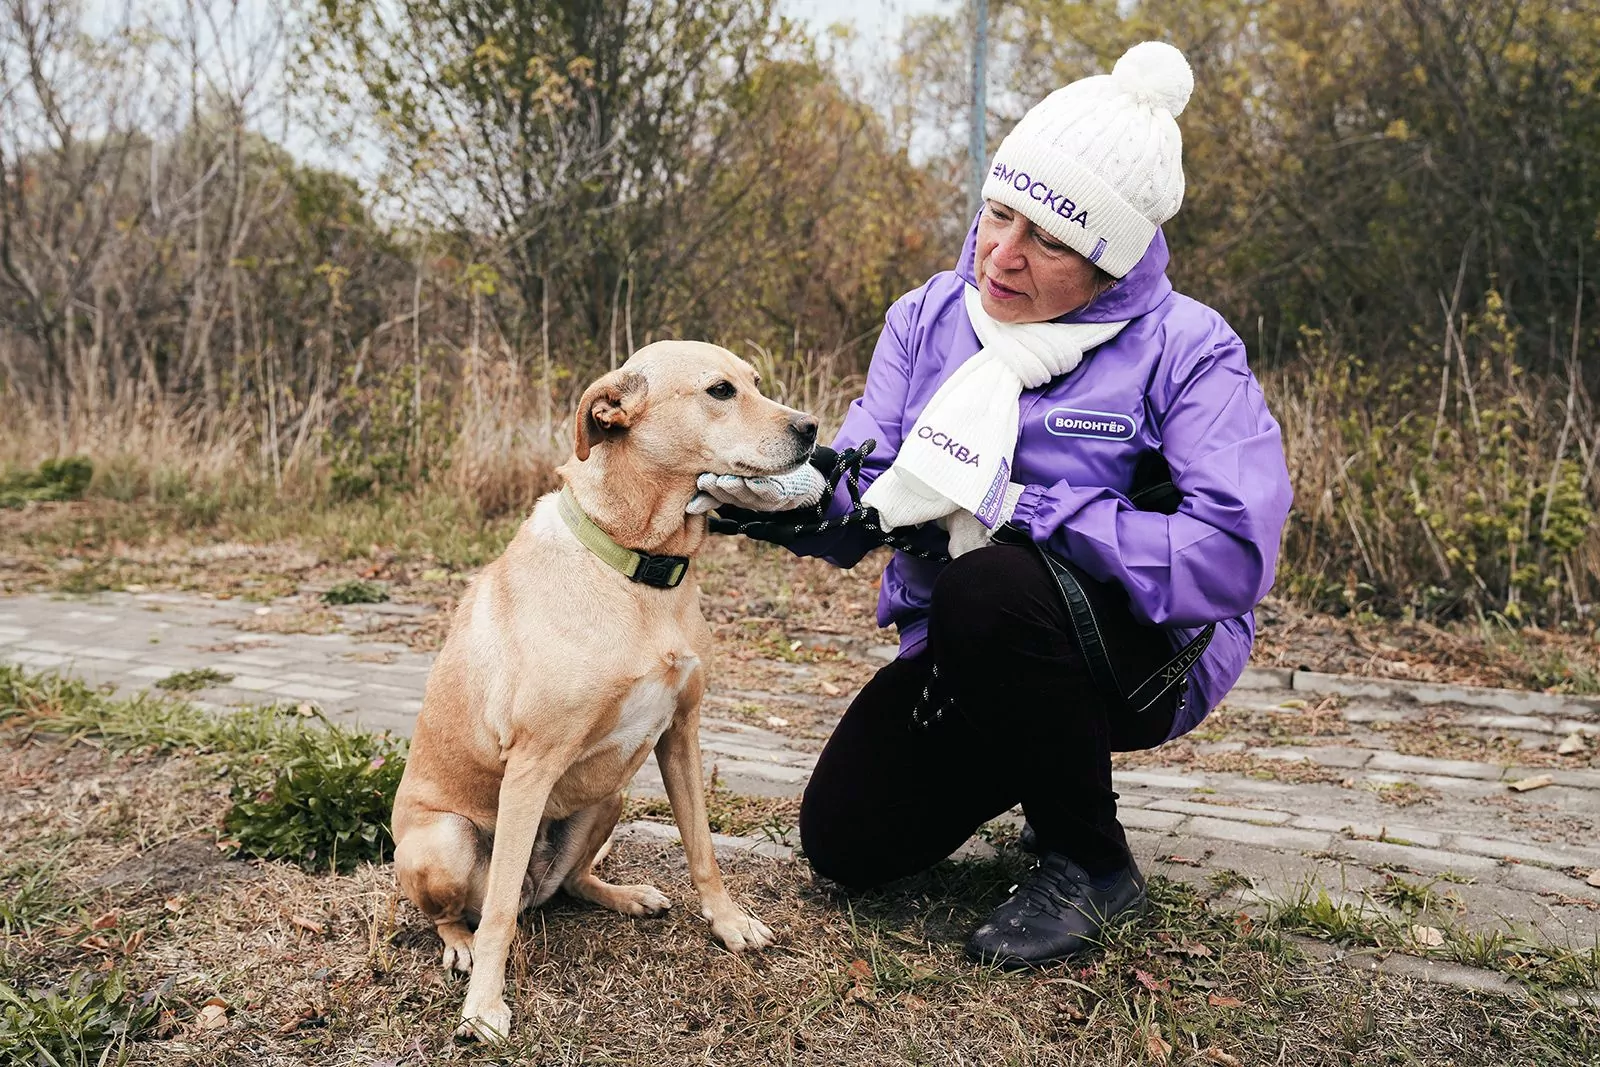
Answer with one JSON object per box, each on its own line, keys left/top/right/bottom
{"left": 985, "top": 277, "right": 1025, "bottom": 300}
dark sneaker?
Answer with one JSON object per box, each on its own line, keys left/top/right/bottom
{"left": 966, "top": 853, "right": 1147, "bottom": 968}
{"left": 1017, "top": 821, "right": 1039, "bottom": 855}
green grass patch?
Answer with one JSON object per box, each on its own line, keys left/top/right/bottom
{"left": 0, "top": 456, "right": 93, "bottom": 509}
{"left": 0, "top": 966, "right": 163, "bottom": 1066}
{"left": 0, "top": 665, "right": 406, "bottom": 873}
{"left": 154, "top": 667, "right": 234, "bottom": 692}
{"left": 321, "top": 579, "right": 389, "bottom": 605}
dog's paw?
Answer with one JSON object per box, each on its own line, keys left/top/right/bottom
{"left": 439, "top": 924, "right": 475, "bottom": 973}
{"left": 707, "top": 909, "right": 775, "bottom": 953}
{"left": 614, "top": 883, "right": 672, "bottom": 917}
{"left": 441, "top": 941, "right": 473, "bottom": 974}
{"left": 455, "top": 998, "right": 511, "bottom": 1042}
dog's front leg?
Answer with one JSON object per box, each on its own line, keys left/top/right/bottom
{"left": 457, "top": 753, "right": 558, "bottom": 1041}
{"left": 655, "top": 713, "right": 775, "bottom": 952}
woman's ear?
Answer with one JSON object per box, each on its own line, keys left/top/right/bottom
{"left": 573, "top": 370, "right": 648, "bottom": 461}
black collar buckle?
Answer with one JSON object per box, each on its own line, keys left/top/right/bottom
{"left": 631, "top": 552, "right": 689, "bottom": 589}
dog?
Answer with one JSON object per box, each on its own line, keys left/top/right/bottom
{"left": 391, "top": 340, "right": 816, "bottom": 1039}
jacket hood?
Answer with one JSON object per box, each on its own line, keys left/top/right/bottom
{"left": 955, "top": 210, "right": 1173, "bottom": 324}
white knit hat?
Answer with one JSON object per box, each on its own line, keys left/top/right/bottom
{"left": 981, "top": 41, "right": 1193, "bottom": 278}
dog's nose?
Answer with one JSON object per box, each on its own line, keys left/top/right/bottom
{"left": 789, "top": 413, "right": 819, "bottom": 446}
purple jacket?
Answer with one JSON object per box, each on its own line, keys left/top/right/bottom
{"left": 789, "top": 219, "right": 1293, "bottom": 739}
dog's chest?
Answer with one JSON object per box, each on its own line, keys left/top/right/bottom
{"left": 583, "top": 655, "right": 697, "bottom": 764}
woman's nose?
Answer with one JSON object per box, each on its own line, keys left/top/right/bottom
{"left": 990, "top": 221, "right": 1027, "bottom": 269}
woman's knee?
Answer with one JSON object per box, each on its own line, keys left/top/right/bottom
{"left": 798, "top": 785, "right": 895, "bottom": 891}
{"left": 928, "top": 543, "right": 1051, "bottom": 648}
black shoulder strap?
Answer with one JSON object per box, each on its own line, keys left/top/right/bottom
{"left": 1004, "top": 528, "right": 1212, "bottom": 714}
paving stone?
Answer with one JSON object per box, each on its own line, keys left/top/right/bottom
{"left": 125, "top": 664, "right": 183, "bottom": 680}
{"left": 1183, "top": 817, "right": 1330, "bottom": 852}
{"left": 226, "top": 651, "right": 295, "bottom": 669}
{"left": 1249, "top": 745, "right": 1375, "bottom": 769}
{"left": 710, "top": 758, "right": 809, "bottom": 785}
{"left": 618, "top": 819, "right": 793, "bottom": 862}
{"left": 274, "top": 682, "right": 358, "bottom": 703}
{"left": 1235, "top": 667, "right": 1293, "bottom": 689}
{"left": 1365, "top": 752, "right": 1506, "bottom": 781}
{"left": 281, "top": 670, "right": 365, "bottom": 689}
{"left": 74, "top": 646, "right": 139, "bottom": 662}
{"left": 1147, "top": 798, "right": 1293, "bottom": 824}
{"left": 1287, "top": 815, "right": 1443, "bottom": 848}
{"left": 1457, "top": 712, "right": 1569, "bottom": 735}
{"left": 7, "top": 650, "right": 69, "bottom": 668}
{"left": 701, "top": 738, "right": 813, "bottom": 766}
{"left": 1451, "top": 834, "right": 1600, "bottom": 870}
{"left": 224, "top": 675, "right": 284, "bottom": 692}
{"left": 1114, "top": 770, "right": 1209, "bottom": 790}
{"left": 1334, "top": 838, "right": 1499, "bottom": 874}
{"left": 18, "top": 639, "right": 83, "bottom": 654}
{"left": 1295, "top": 670, "right": 1600, "bottom": 719}
{"left": 1119, "top": 807, "right": 1186, "bottom": 832}
{"left": 0, "top": 626, "right": 30, "bottom": 642}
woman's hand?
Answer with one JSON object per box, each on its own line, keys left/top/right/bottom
{"left": 686, "top": 464, "right": 828, "bottom": 515}
{"left": 940, "top": 483, "right": 1026, "bottom": 556}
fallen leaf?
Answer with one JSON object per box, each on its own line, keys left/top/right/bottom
{"left": 91, "top": 911, "right": 119, "bottom": 929}
{"left": 198, "top": 1002, "right": 228, "bottom": 1030}
{"left": 296, "top": 703, "right": 316, "bottom": 717}
{"left": 1166, "top": 941, "right": 1213, "bottom": 959}
{"left": 277, "top": 1008, "right": 325, "bottom": 1034}
{"left": 1157, "top": 854, "right": 1205, "bottom": 868}
{"left": 1232, "top": 912, "right": 1254, "bottom": 936}
{"left": 290, "top": 915, "right": 326, "bottom": 936}
{"left": 847, "top": 959, "right": 872, "bottom": 983}
{"left": 1133, "top": 969, "right": 1168, "bottom": 993}
{"left": 1207, "top": 993, "right": 1245, "bottom": 1008}
{"left": 1202, "top": 1048, "right": 1243, "bottom": 1067}
{"left": 1143, "top": 1024, "right": 1172, "bottom": 1062}
{"left": 901, "top": 993, "right": 928, "bottom": 1011}
{"left": 1539, "top": 891, "right": 1600, "bottom": 911}
{"left": 1588, "top": 870, "right": 1600, "bottom": 889}
{"left": 1407, "top": 924, "right": 1445, "bottom": 948}
{"left": 1558, "top": 732, "right": 1588, "bottom": 756}
{"left": 1507, "top": 774, "right": 1555, "bottom": 792}
{"left": 79, "top": 936, "right": 112, "bottom": 951}
{"left": 820, "top": 681, "right": 842, "bottom": 696}
{"left": 122, "top": 929, "right": 145, "bottom": 954}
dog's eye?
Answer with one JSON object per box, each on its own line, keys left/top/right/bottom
{"left": 705, "top": 381, "right": 736, "bottom": 400}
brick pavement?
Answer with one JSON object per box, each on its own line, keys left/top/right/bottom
{"left": 4, "top": 589, "right": 1599, "bottom": 964}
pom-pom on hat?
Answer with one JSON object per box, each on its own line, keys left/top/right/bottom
{"left": 981, "top": 41, "right": 1193, "bottom": 278}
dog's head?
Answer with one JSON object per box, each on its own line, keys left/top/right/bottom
{"left": 571, "top": 341, "right": 817, "bottom": 482}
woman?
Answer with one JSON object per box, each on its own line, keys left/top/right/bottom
{"left": 695, "top": 41, "right": 1292, "bottom": 968}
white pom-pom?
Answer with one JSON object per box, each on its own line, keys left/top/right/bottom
{"left": 1111, "top": 41, "right": 1193, "bottom": 116}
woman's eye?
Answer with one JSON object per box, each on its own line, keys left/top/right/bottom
{"left": 706, "top": 381, "right": 737, "bottom": 400}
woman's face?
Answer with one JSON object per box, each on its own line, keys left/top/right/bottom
{"left": 975, "top": 200, "right": 1105, "bottom": 323}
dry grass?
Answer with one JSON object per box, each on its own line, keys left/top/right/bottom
{"left": 3, "top": 673, "right": 1598, "bottom": 1066}
{"left": 5, "top": 726, "right": 1598, "bottom": 1067}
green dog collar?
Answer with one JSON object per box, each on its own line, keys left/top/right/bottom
{"left": 557, "top": 486, "right": 689, "bottom": 589}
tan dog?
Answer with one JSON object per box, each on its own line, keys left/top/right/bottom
{"left": 391, "top": 341, "right": 815, "bottom": 1038}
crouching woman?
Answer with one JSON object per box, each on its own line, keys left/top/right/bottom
{"left": 697, "top": 42, "right": 1292, "bottom": 967}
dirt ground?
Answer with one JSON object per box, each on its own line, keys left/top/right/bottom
{"left": 4, "top": 722, "right": 1596, "bottom": 1067}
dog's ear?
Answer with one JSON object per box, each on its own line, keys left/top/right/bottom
{"left": 573, "top": 370, "right": 648, "bottom": 461}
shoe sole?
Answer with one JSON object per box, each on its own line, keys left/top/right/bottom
{"left": 965, "top": 892, "right": 1149, "bottom": 971}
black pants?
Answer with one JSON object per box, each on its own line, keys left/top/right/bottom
{"left": 798, "top": 543, "right": 1179, "bottom": 889}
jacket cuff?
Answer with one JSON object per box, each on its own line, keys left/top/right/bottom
{"left": 1009, "top": 483, "right": 1052, "bottom": 529}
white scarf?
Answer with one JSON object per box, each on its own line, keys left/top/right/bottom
{"left": 863, "top": 285, "right": 1129, "bottom": 530}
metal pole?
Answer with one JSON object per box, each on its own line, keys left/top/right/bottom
{"left": 969, "top": 0, "right": 988, "bottom": 216}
